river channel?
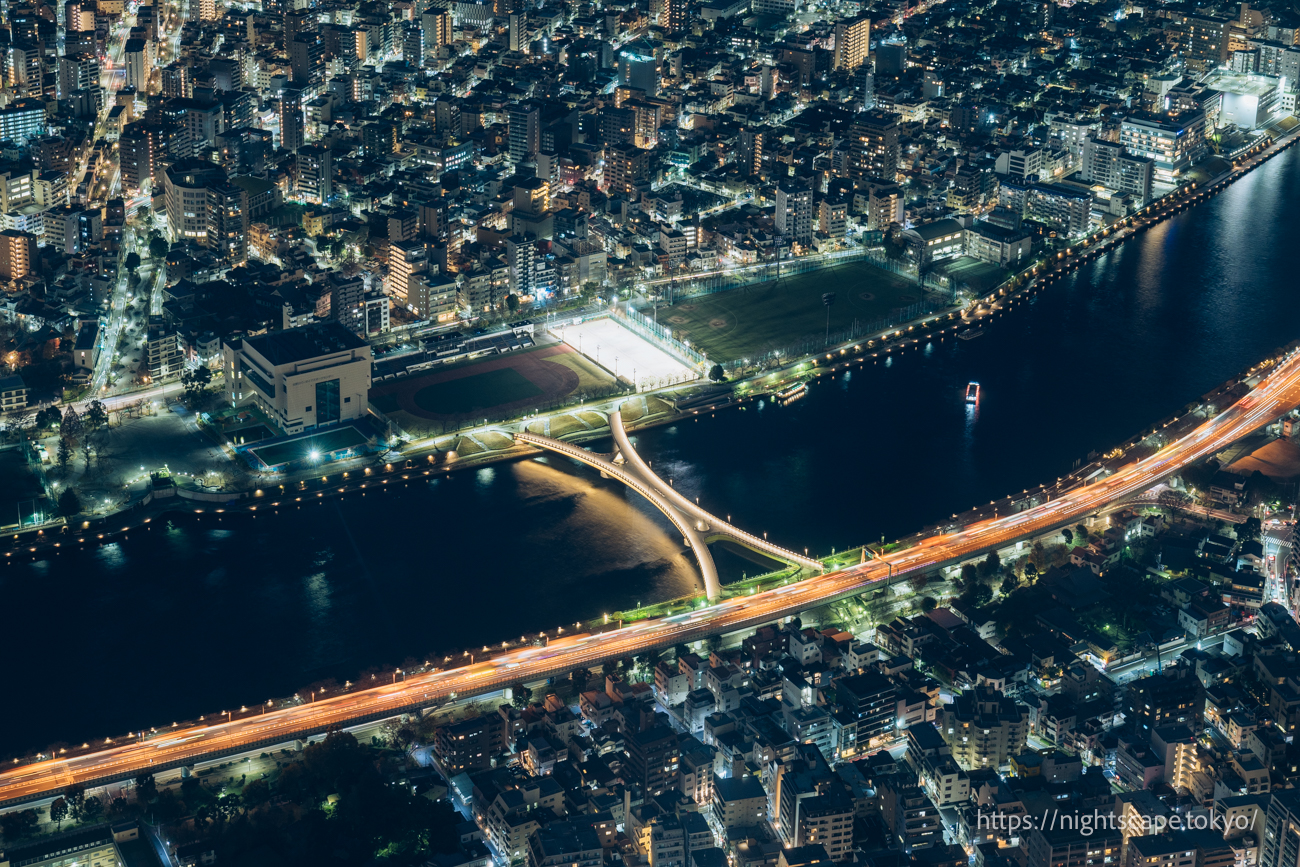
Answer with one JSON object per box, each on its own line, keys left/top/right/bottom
{"left": 5, "top": 145, "right": 1300, "bottom": 756}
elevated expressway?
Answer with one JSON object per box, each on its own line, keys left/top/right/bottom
{"left": 3, "top": 349, "right": 1300, "bottom": 807}
{"left": 515, "top": 415, "right": 824, "bottom": 599}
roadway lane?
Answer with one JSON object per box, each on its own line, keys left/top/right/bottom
{"left": 1265, "top": 521, "right": 1294, "bottom": 606}
{"left": 4, "top": 344, "right": 1300, "bottom": 805}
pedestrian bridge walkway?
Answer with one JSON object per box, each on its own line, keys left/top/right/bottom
{"left": 514, "top": 409, "right": 822, "bottom": 599}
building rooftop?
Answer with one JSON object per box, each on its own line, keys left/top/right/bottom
{"left": 241, "top": 321, "right": 367, "bottom": 366}
{"left": 1204, "top": 69, "right": 1282, "bottom": 98}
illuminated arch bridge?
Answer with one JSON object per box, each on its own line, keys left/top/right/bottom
{"left": 514, "top": 409, "right": 822, "bottom": 600}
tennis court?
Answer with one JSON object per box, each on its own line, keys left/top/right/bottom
{"left": 251, "top": 425, "right": 369, "bottom": 467}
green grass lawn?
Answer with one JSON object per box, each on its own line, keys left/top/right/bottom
{"left": 253, "top": 426, "right": 368, "bottom": 466}
{"left": 413, "top": 368, "right": 544, "bottom": 415}
{"left": 660, "top": 260, "right": 924, "bottom": 362}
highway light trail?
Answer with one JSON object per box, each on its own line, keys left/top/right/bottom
{"left": 3, "top": 345, "right": 1300, "bottom": 805}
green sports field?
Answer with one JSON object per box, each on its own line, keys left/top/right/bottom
{"left": 413, "top": 367, "right": 544, "bottom": 414}
{"left": 660, "top": 260, "right": 926, "bottom": 362}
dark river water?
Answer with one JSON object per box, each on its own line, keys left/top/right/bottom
{"left": 6, "top": 148, "right": 1300, "bottom": 757}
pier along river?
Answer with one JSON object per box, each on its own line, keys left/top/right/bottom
{"left": 7, "top": 146, "right": 1300, "bottom": 757}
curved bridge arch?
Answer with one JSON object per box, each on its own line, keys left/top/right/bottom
{"left": 513, "top": 430, "right": 723, "bottom": 598}
{"left": 514, "top": 408, "right": 821, "bottom": 600}
{"left": 607, "top": 410, "right": 822, "bottom": 571}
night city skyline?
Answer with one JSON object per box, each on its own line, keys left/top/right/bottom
{"left": 2, "top": 0, "right": 1300, "bottom": 862}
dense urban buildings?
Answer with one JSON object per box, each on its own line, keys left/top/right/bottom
{"left": 4, "top": 0, "right": 1300, "bottom": 860}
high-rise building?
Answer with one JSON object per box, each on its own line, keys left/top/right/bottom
{"left": 137, "top": 4, "right": 157, "bottom": 39}
{"left": 327, "top": 270, "right": 367, "bottom": 334}
{"left": 124, "top": 38, "right": 149, "bottom": 92}
{"left": 289, "top": 34, "right": 324, "bottom": 85}
{"left": 508, "top": 11, "right": 526, "bottom": 52}
{"left": 57, "top": 53, "right": 98, "bottom": 99}
{"left": 849, "top": 110, "right": 901, "bottom": 181}
{"left": 198, "top": 0, "right": 220, "bottom": 20}
{"left": 161, "top": 63, "right": 191, "bottom": 99}
{"left": 1260, "top": 790, "right": 1300, "bottom": 867}
{"left": 1123, "top": 669, "right": 1205, "bottom": 736}
{"left": 146, "top": 316, "right": 185, "bottom": 381}
{"left": 738, "top": 128, "right": 764, "bottom": 177}
{"left": 1181, "top": 13, "right": 1232, "bottom": 73}
{"left": 279, "top": 88, "right": 305, "bottom": 152}
{"left": 295, "top": 144, "right": 332, "bottom": 204}
{"left": 660, "top": 0, "right": 686, "bottom": 34}
{"left": 775, "top": 181, "right": 814, "bottom": 245}
{"left": 619, "top": 41, "right": 660, "bottom": 93}
{"left": 423, "top": 9, "right": 452, "bottom": 51}
{"left": 505, "top": 233, "right": 555, "bottom": 300}
{"left": 605, "top": 144, "right": 651, "bottom": 196}
{"left": 165, "top": 158, "right": 247, "bottom": 265}
{"left": 1120, "top": 110, "right": 1207, "bottom": 185}
{"left": 283, "top": 9, "right": 314, "bottom": 45}
{"left": 209, "top": 181, "right": 249, "bottom": 266}
{"left": 1080, "top": 137, "right": 1154, "bottom": 204}
{"left": 363, "top": 120, "right": 399, "bottom": 156}
{"left": 833, "top": 14, "right": 870, "bottom": 71}
{"left": 388, "top": 239, "right": 427, "bottom": 312}
{"left": 508, "top": 101, "right": 540, "bottom": 163}
{"left": 119, "top": 124, "right": 156, "bottom": 192}
{"left": 402, "top": 24, "right": 424, "bottom": 67}
{"left": 937, "top": 685, "right": 1029, "bottom": 770}
{"left": 624, "top": 725, "right": 679, "bottom": 796}
{"left": 860, "top": 61, "right": 875, "bottom": 109}
{"left": 0, "top": 229, "right": 36, "bottom": 280}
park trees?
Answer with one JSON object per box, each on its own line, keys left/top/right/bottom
{"left": 241, "top": 778, "right": 271, "bottom": 810}
{"left": 64, "top": 783, "right": 86, "bottom": 822}
{"left": 60, "top": 406, "right": 82, "bottom": 441}
{"left": 1239, "top": 516, "right": 1262, "bottom": 542}
{"left": 34, "top": 405, "right": 61, "bottom": 429}
{"left": 49, "top": 797, "right": 68, "bottom": 829}
{"left": 134, "top": 773, "right": 157, "bottom": 803}
{"left": 84, "top": 399, "right": 109, "bottom": 431}
{"left": 58, "top": 488, "right": 81, "bottom": 517}
{"left": 0, "top": 808, "right": 38, "bottom": 839}
{"left": 181, "top": 366, "right": 213, "bottom": 405}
